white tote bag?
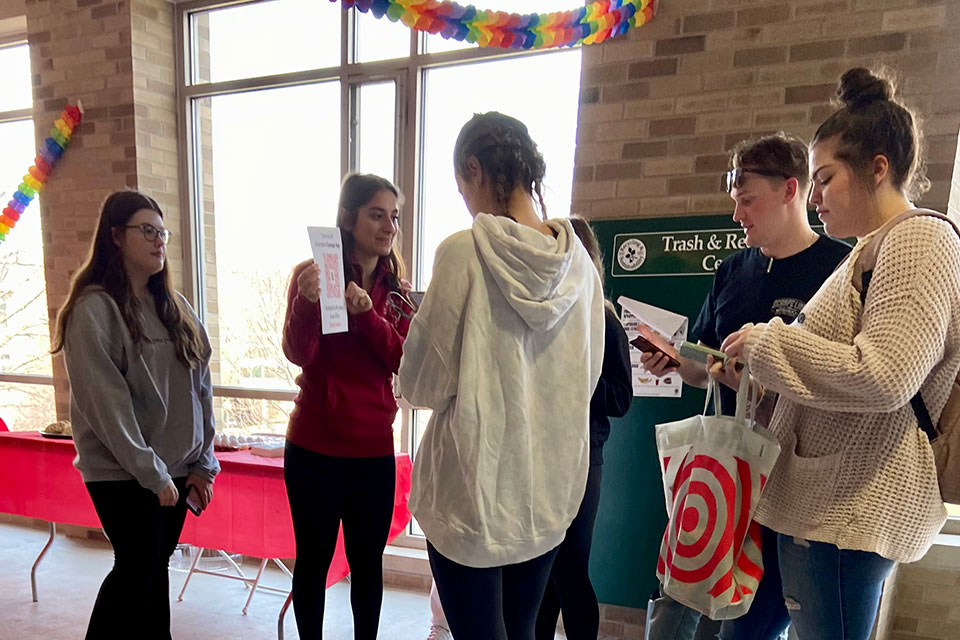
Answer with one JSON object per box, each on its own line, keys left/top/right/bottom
{"left": 655, "top": 367, "right": 781, "bottom": 620}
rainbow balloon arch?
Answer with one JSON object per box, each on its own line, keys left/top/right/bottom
{"left": 1, "top": 103, "right": 83, "bottom": 246}
{"left": 334, "top": 0, "right": 659, "bottom": 49}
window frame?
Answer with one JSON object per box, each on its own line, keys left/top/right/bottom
{"left": 174, "top": 0, "right": 580, "bottom": 546}
{"left": 0, "top": 39, "right": 55, "bottom": 401}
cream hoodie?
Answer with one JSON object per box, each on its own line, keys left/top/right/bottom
{"left": 399, "top": 214, "right": 604, "bottom": 568}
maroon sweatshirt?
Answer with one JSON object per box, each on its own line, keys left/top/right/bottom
{"left": 282, "top": 259, "right": 411, "bottom": 457}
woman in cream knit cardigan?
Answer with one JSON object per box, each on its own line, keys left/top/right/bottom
{"left": 719, "top": 68, "right": 960, "bottom": 640}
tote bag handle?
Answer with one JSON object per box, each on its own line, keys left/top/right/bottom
{"left": 735, "top": 362, "right": 758, "bottom": 425}
{"left": 701, "top": 362, "right": 756, "bottom": 423}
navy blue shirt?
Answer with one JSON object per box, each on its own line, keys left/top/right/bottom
{"left": 692, "top": 235, "right": 851, "bottom": 415}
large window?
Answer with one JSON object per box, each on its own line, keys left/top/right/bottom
{"left": 192, "top": 82, "right": 342, "bottom": 433}
{"left": 178, "top": 0, "right": 583, "bottom": 539}
{"left": 0, "top": 42, "right": 56, "bottom": 431}
{"left": 418, "top": 49, "right": 582, "bottom": 288}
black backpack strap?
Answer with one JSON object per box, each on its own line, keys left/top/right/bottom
{"left": 911, "top": 394, "right": 938, "bottom": 443}
{"left": 860, "top": 269, "right": 937, "bottom": 443}
{"left": 859, "top": 271, "right": 872, "bottom": 306}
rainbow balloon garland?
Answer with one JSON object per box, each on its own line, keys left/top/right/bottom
{"left": 334, "top": 0, "right": 658, "bottom": 49}
{"left": 1, "top": 103, "right": 83, "bottom": 245}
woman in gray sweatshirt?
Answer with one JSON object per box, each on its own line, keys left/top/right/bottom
{"left": 52, "top": 190, "right": 219, "bottom": 640}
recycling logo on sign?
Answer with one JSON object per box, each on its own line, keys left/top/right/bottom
{"left": 617, "top": 238, "right": 647, "bottom": 272}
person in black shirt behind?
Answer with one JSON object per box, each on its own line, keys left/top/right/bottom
{"left": 534, "top": 216, "right": 633, "bottom": 640}
{"left": 639, "top": 133, "right": 850, "bottom": 640}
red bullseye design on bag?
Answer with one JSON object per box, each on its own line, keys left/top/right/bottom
{"left": 655, "top": 372, "right": 780, "bottom": 620}
{"left": 656, "top": 449, "right": 769, "bottom": 617}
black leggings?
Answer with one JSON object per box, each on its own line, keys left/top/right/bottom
{"left": 428, "top": 540, "right": 560, "bottom": 640}
{"left": 284, "top": 443, "right": 395, "bottom": 640}
{"left": 84, "top": 476, "right": 189, "bottom": 640}
{"left": 535, "top": 463, "right": 603, "bottom": 640}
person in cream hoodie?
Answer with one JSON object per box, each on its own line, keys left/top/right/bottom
{"left": 399, "top": 112, "right": 604, "bottom": 640}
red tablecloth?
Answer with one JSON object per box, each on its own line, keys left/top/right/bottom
{"left": 0, "top": 432, "right": 412, "bottom": 587}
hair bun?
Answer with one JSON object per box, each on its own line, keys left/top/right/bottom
{"left": 837, "top": 67, "right": 893, "bottom": 109}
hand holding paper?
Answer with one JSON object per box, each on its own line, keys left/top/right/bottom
{"left": 618, "top": 296, "right": 687, "bottom": 398}
{"left": 618, "top": 296, "right": 688, "bottom": 344}
{"left": 297, "top": 262, "right": 322, "bottom": 303}
{"left": 307, "top": 226, "right": 348, "bottom": 335}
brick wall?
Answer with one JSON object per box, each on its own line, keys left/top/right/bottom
{"left": 599, "top": 603, "right": 647, "bottom": 639}
{"left": 25, "top": 0, "right": 180, "bottom": 418}
{"left": 0, "top": 0, "right": 26, "bottom": 33}
{"left": 573, "top": 0, "right": 960, "bottom": 221}
{"left": 574, "top": 1, "right": 960, "bottom": 636}
{"left": 28, "top": 0, "right": 136, "bottom": 418}
{"left": 131, "top": 0, "right": 182, "bottom": 290}
{"left": 889, "top": 542, "right": 960, "bottom": 639}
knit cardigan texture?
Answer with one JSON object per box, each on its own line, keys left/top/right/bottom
{"left": 746, "top": 215, "right": 960, "bottom": 563}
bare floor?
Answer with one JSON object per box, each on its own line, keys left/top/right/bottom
{"left": 0, "top": 521, "right": 435, "bottom": 639}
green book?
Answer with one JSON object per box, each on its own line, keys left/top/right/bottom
{"left": 678, "top": 341, "right": 728, "bottom": 364}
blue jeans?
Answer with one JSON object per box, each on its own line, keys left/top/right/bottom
{"left": 644, "top": 592, "right": 720, "bottom": 640}
{"left": 720, "top": 526, "right": 895, "bottom": 640}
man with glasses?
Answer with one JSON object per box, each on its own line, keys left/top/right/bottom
{"left": 640, "top": 132, "right": 850, "bottom": 640}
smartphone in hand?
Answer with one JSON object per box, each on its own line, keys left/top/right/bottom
{"left": 629, "top": 325, "right": 681, "bottom": 368}
{"left": 185, "top": 487, "right": 203, "bottom": 516}
{"left": 408, "top": 291, "right": 425, "bottom": 307}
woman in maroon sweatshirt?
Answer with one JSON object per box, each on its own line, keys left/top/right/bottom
{"left": 282, "top": 173, "right": 411, "bottom": 640}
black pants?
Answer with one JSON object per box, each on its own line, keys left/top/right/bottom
{"left": 428, "top": 540, "right": 560, "bottom": 640}
{"left": 84, "top": 476, "right": 189, "bottom": 640}
{"left": 535, "top": 463, "right": 603, "bottom": 640}
{"left": 284, "top": 443, "right": 395, "bottom": 640}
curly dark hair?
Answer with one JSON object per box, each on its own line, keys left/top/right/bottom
{"left": 453, "top": 112, "right": 548, "bottom": 220}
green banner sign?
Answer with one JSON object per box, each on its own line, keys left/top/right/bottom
{"left": 611, "top": 228, "right": 749, "bottom": 277}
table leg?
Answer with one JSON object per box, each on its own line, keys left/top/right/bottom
{"left": 242, "top": 557, "right": 268, "bottom": 615}
{"left": 217, "top": 549, "right": 249, "bottom": 584}
{"left": 176, "top": 545, "right": 204, "bottom": 602}
{"left": 273, "top": 558, "right": 293, "bottom": 579}
{"left": 278, "top": 592, "right": 293, "bottom": 640}
{"left": 30, "top": 522, "right": 55, "bottom": 603}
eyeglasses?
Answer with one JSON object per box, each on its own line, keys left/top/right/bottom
{"left": 123, "top": 223, "right": 171, "bottom": 244}
{"left": 724, "top": 167, "right": 794, "bottom": 193}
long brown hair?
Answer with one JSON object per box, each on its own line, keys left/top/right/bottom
{"left": 569, "top": 215, "right": 614, "bottom": 313}
{"left": 52, "top": 190, "right": 205, "bottom": 368}
{"left": 812, "top": 67, "right": 929, "bottom": 200}
{"left": 335, "top": 172, "right": 406, "bottom": 291}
